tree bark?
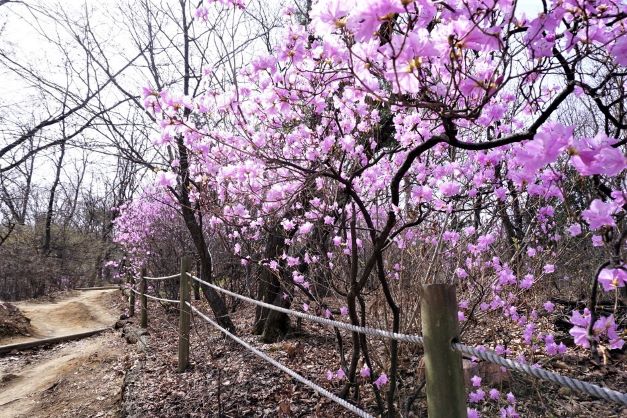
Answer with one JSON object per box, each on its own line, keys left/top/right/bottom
{"left": 254, "top": 228, "right": 291, "bottom": 342}
{"left": 175, "top": 0, "right": 234, "bottom": 332}
{"left": 43, "top": 139, "right": 66, "bottom": 254}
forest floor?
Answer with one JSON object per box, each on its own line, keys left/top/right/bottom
{"left": 124, "top": 297, "right": 627, "bottom": 418}
{"left": 0, "top": 290, "right": 625, "bottom": 418}
{"left": 0, "top": 290, "right": 127, "bottom": 418}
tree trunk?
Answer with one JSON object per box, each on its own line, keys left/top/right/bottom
{"left": 178, "top": 182, "right": 235, "bottom": 332}
{"left": 254, "top": 228, "right": 290, "bottom": 342}
{"left": 18, "top": 150, "right": 35, "bottom": 225}
{"left": 43, "top": 139, "right": 66, "bottom": 253}
{"left": 175, "top": 0, "right": 234, "bottom": 333}
{"left": 193, "top": 260, "right": 201, "bottom": 300}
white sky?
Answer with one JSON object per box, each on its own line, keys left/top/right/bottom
{"left": 0, "top": 0, "right": 547, "bottom": 208}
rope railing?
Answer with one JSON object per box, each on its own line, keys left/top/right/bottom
{"left": 130, "top": 287, "right": 179, "bottom": 304}
{"left": 188, "top": 302, "right": 374, "bottom": 418}
{"left": 187, "top": 273, "right": 627, "bottom": 407}
{"left": 188, "top": 274, "right": 424, "bottom": 343}
{"left": 452, "top": 342, "right": 627, "bottom": 405}
{"left": 143, "top": 273, "right": 181, "bottom": 281}
{"left": 126, "top": 265, "right": 627, "bottom": 413}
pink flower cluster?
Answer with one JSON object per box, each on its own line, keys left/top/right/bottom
{"left": 114, "top": 0, "right": 627, "bottom": 413}
{"left": 569, "top": 309, "right": 624, "bottom": 350}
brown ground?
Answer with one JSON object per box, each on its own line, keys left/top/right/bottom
{"left": 125, "top": 298, "right": 627, "bottom": 418}
{"left": 0, "top": 289, "right": 119, "bottom": 346}
{"left": 0, "top": 288, "right": 625, "bottom": 417}
{"left": 0, "top": 303, "right": 31, "bottom": 339}
{"left": 0, "top": 290, "right": 127, "bottom": 418}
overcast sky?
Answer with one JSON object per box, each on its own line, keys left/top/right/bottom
{"left": 0, "top": 0, "right": 546, "bottom": 199}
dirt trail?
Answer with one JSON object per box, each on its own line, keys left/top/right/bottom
{"left": 0, "top": 289, "right": 118, "bottom": 346}
{"left": 0, "top": 290, "right": 125, "bottom": 418}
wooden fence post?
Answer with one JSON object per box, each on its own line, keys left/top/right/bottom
{"left": 128, "top": 274, "right": 135, "bottom": 317}
{"left": 178, "top": 256, "right": 191, "bottom": 372}
{"left": 421, "top": 283, "right": 467, "bottom": 418}
{"left": 140, "top": 268, "right": 148, "bottom": 328}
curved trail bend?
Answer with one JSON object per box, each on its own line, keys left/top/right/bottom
{"left": 0, "top": 289, "right": 118, "bottom": 347}
{"left": 0, "top": 289, "right": 124, "bottom": 418}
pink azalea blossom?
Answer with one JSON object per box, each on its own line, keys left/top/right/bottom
{"left": 281, "top": 218, "right": 295, "bottom": 231}
{"left": 155, "top": 171, "right": 177, "bottom": 188}
{"left": 567, "top": 223, "right": 582, "bottom": 236}
{"left": 469, "top": 388, "right": 485, "bottom": 403}
{"left": 439, "top": 181, "right": 461, "bottom": 197}
{"left": 519, "top": 274, "right": 534, "bottom": 289}
{"left": 500, "top": 406, "right": 520, "bottom": 418}
{"left": 298, "top": 221, "right": 314, "bottom": 235}
{"left": 514, "top": 123, "right": 572, "bottom": 173}
{"left": 598, "top": 268, "right": 627, "bottom": 292}
{"left": 569, "top": 310, "right": 625, "bottom": 349}
{"left": 310, "top": 0, "right": 351, "bottom": 34}
{"left": 347, "top": 0, "right": 404, "bottom": 42}
{"left": 543, "top": 301, "right": 555, "bottom": 313}
{"left": 611, "top": 35, "right": 627, "bottom": 65}
{"left": 581, "top": 199, "right": 619, "bottom": 230}
{"left": 467, "top": 408, "right": 480, "bottom": 418}
{"left": 489, "top": 388, "right": 500, "bottom": 400}
{"left": 570, "top": 133, "right": 626, "bottom": 176}
{"left": 373, "top": 373, "right": 388, "bottom": 389}
{"left": 455, "top": 268, "right": 469, "bottom": 279}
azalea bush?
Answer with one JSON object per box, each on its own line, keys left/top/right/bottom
{"left": 115, "top": 0, "right": 626, "bottom": 415}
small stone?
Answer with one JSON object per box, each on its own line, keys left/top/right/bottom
{"left": 558, "top": 387, "right": 571, "bottom": 396}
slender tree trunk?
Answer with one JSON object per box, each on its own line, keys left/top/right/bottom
{"left": 254, "top": 228, "right": 291, "bottom": 342}
{"left": 19, "top": 151, "right": 35, "bottom": 225}
{"left": 175, "top": 0, "right": 234, "bottom": 332}
{"left": 176, "top": 154, "right": 235, "bottom": 331}
{"left": 63, "top": 153, "right": 88, "bottom": 231}
{"left": 43, "top": 139, "right": 66, "bottom": 254}
{"left": 193, "top": 259, "right": 201, "bottom": 300}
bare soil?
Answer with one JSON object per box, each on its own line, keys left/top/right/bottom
{"left": 0, "top": 289, "right": 118, "bottom": 346}
{"left": 0, "top": 303, "right": 32, "bottom": 339}
{"left": 0, "top": 290, "right": 127, "bottom": 418}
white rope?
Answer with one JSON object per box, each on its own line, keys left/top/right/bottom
{"left": 145, "top": 271, "right": 626, "bottom": 407}
{"left": 143, "top": 274, "right": 180, "bottom": 281}
{"left": 188, "top": 274, "right": 423, "bottom": 344}
{"left": 130, "top": 288, "right": 179, "bottom": 304}
{"left": 189, "top": 274, "right": 627, "bottom": 406}
{"left": 452, "top": 343, "right": 627, "bottom": 406}
{"left": 188, "top": 302, "right": 374, "bottom": 418}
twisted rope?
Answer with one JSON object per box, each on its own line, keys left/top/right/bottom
{"left": 143, "top": 274, "right": 180, "bottom": 281}
{"left": 452, "top": 343, "right": 627, "bottom": 406}
{"left": 130, "top": 288, "right": 179, "bottom": 304}
{"left": 153, "top": 272, "right": 627, "bottom": 407}
{"left": 188, "top": 302, "right": 374, "bottom": 418}
{"left": 188, "top": 274, "right": 423, "bottom": 344}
